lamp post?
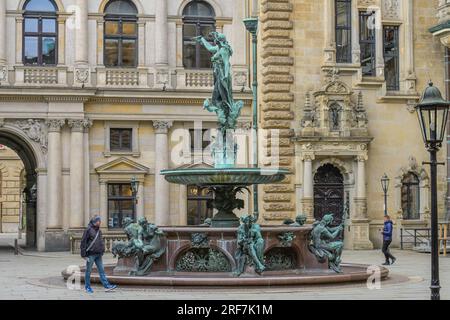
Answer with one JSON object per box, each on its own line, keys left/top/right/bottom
{"left": 381, "top": 173, "right": 390, "bottom": 216}
{"left": 415, "top": 81, "right": 450, "bottom": 301}
{"left": 243, "top": 17, "right": 259, "bottom": 221}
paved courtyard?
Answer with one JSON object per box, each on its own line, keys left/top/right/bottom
{"left": 0, "top": 234, "right": 449, "bottom": 300}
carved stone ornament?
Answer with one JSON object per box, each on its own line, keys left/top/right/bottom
{"left": 233, "top": 71, "right": 248, "bottom": 88}
{"left": 0, "top": 65, "right": 7, "bottom": 82}
{"left": 153, "top": 120, "right": 173, "bottom": 134}
{"left": 74, "top": 68, "right": 90, "bottom": 85}
{"left": 46, "top": 119, "right": 65, "bottom": 132}
{"left": 14, "top": 119, "right": 48, "bottom": 153}
{"left": 383, "top": 0, "right": 400, "bottom": 20}
{"left": 68, "top": 118, "right": 93, "bottom": 132}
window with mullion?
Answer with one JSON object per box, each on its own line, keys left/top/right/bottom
{"left": 108, "top": 183, "right": 135, "bottom": 229}
{"left": 104, "top": 16, "right": 137, "bottom": 68}
{"left": 359, "top": 11, "right": 376, "bottom": 77}
{"left": 335, "top": 0, "right": 352, "bottom": 64}
{"left": 23, "top": 13, "right": 57, "bottom": 66}
{"left": 383, "top": 25, "right": 400, "bottom": 91}
{"left": 183, "top": 19, "right": 215, "bottom": 69}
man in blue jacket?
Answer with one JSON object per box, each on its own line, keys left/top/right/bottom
{"left": 381, "top": 215, "right": 396, "bottom": 266}
{"left": 80, "top": 216, "right": 117, "bottom": 294}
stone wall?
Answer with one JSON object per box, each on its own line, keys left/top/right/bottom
{"left": 259, "top": 0, "right": 296, "bottom": 223}
{"left": 0, "top": 146, "right": 24, "bottom": 233}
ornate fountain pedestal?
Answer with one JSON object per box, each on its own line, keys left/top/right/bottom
{"left": 161, "top": 168, "right": 289, "bottom": 228}
{"left": 112, "top": 225, "right": 326, "bottom": 277}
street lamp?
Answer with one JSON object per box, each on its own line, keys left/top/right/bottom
{"left": 381, "top": 173, "right": 390, "bottom": 216}
{"left": 243, "top": 17, "right": 259, "bottom": 221}
{"left": 415, "top": 81, "right": 450, "bottom": 301}
{"left": 130, "top": 177, "right": 139, "bottom": 205}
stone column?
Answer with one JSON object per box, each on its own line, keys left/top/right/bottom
{"left": 404, "top": 0, "right": 416, "bottom": 93}
{"left": 68, "top": 119, "right": 89, "bottom": 230}
{"left": 46, "top": 119, "right": 65, "bottom": 229}
{"left": 375, "top": 9, "right": 384, "bottom": 78}
{"left": 302, "top": 154, "right": 314, "bottom": 221}
{"left": 36, "top": 168, "right": 47, "bottom": 252}
{"left": 83, "top": 120, "right": 92, "bottom": 224}
{"left": 137, "top": 181, "right": 144, "bottom": 220}
{"left": 155, "top": 0, "right": 169, "bottom": 88}
{"left": 354, "top": 155, "right": 368, "bottom": 219}
{"left": 153, "top": 120, "right": 172, "bottom": 226}
{"left": 74, "top": 0, "right": 90, "bottom": 86}
{"left": 351, "top": 0, "right": 360, "bottom": 64}
{"left": 155, "top": 0, "right": 168, "bottom": 66}
{"left": 99, "top": 180, "right": 108, "bottom": 230}
{"left": 0, "top": 0, "right": 6, "bottom": 73}
{"left": 179, "top": 185, "right": 187, "bottom": 225}
{"left": 323, "top": 0, "right": 335, "bottom": 65}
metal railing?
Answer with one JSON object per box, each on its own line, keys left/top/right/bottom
{"left": 400, "top": 228, "right": 431, "bottom": 249}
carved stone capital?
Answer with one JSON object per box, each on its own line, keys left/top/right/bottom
{"left": 46, "top": 119, "right": 65, "bottom": 133}
{"left": 68, "top": 119, "right": 85, "bottom": 132}
{"left": 153, "top": 120, "right": 173, "bottom": 134}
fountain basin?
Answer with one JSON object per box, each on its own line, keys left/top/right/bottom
{"left": 161, "top": 168, "right": 290, "bottom": 186}
{"left": 62, "top": 226, "right": 389, "bottom": 286}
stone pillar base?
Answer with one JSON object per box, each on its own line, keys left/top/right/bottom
{"left": 45, "top": 229, "right": 70, "bottom": 252}
{"left": 301, "top": 197, "right": 314, "bottom": 222}
{"left": 344, "top": 219, "right": 373, "bottom": 250}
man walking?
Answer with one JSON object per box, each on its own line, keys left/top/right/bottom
{"left": 381, "top": 215, "right": 397, "bottom": 266}
{"left": 80, "top": 216, "right": 117, "bottom": 294}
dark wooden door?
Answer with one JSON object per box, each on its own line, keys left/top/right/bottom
{"left": 314, "top": 164, "right": 344, "bottom": 226}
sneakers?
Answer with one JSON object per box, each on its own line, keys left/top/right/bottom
{"left": 391, "top": 257, "right": 397, "bottom": 265}
{"left": 85, "top": 287, "right": 94, "bottom": 294}
{"left": 105, "top": 284, "right": 117, "bottom": 292}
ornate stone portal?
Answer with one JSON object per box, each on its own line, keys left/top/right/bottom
{"left": 295, "top": 70, "right": 373, "bottom": 250}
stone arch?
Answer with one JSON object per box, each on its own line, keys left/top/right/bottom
{"left": 0, "top": 126, "right": 43, "bottom": 249}
{"left": 98, "top": 0, "right": 144, "bottom": 14}
{"left": 178, "top": 0, "right": 223, "bottom": 17}
{"left": 313, "top": 157, "right": 354, "bottom": 184}
{"left": 18, "top": 0, "right": 64, "bottom": 12}
{"left": 394, "top": 156, "right": 430, "bottom": 221}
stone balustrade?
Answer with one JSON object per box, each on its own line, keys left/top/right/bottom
{"left": 14, "top": 66, "right": 67, "bottom": 86}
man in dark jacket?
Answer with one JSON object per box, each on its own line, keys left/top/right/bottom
{"left": 80, "top": 216, "right": 117, "bottom": 293}
{"left": 381, "top": 215, "right": 396, "bottom": 266}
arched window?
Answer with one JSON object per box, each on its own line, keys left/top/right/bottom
{"left": 104, "top": 0, "right": 138, "bottom": 67}
{"left": 23, "top": 0, "right": 58, "bottom": 66}
{"left": 335, "top": 0, "right": 352, "bottom": 63}
{"left": 401, "top": 173, "right": 420, "bottom": 220}
{"left": 182, "top": 1, "right": 216, "bottom": 69}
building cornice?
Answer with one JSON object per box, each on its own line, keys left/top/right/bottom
{"left": 0, "top": 90, "right": 253, "bottom": 106}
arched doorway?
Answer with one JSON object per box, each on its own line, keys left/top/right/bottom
{"left": 0, "top": 131, "right": 38, "bottom": 248}
{"left": 314, "top": 164, "right": 344, "bottom": 226}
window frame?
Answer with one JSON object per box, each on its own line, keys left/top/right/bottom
{"left": 359, "top": 10, "right": 376, "bottom": 77}
{"left": 110, "top": 128, "right": 133, "bottom": 152}
{"left": 182, "top": 1, "right": 216, "bottom": 70}
{"left": 22, "top": 2, "right": 58, "bottom": 66}
{"left": 401, "top": 173, "right": 420, "bottom": 220}
{"left": 186, "top": 185, "right": 214, "bottom": 225}
{"left": 104, "top": 1, "right": 138, "bottom": 68}
{"left": 335, "top": 0, "right": 352, "bottom": 64}
{"left": 383, "top": 25, "right": 400, "bottom": 91}
{"left": 107, "top": 183, "right": 136, "bottom": 229}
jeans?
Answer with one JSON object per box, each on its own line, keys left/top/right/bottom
{"left": 85, "top": 254, "right": 110, "bottom": 289}
{"left": 382, "top": 240, "right": 396, "bottom": 263}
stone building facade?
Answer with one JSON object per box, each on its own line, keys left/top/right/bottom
{"left": 258, "top": 0, "right": 448, "bottom": 249}
{"left": 0, "top": 146, "right": 25, "bottom": 234}
{"left": 0, "top": 0, "right": 254, "bottom": 251}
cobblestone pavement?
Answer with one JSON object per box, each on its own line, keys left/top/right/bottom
{"left": 0, "top": 241, "right": 449, "bottom": 300}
